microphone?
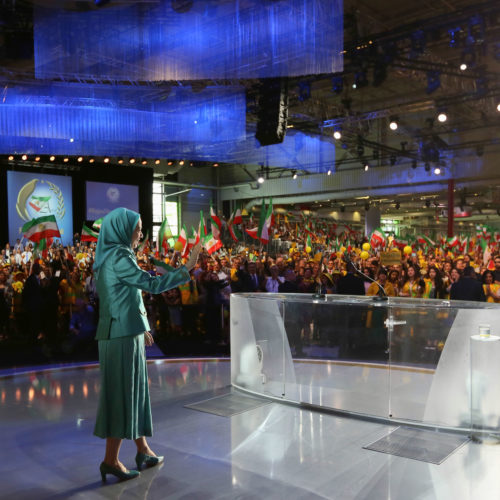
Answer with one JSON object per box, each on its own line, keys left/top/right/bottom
{"left": 346, "top": 254, "right": 388, "bottom": 300}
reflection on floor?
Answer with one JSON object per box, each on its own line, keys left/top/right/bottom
{"left": 1, "top": 358, "right": 499, "bottom": 500}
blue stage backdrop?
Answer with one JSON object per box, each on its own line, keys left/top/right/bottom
{"left": 86, "top": 181, "right": 139, "bottom": 221}
{"left": 34, "top": 0, "right": 343, "bottom": 80}
{"left": 7, "top": 171, "right": 73, "bottom": 246}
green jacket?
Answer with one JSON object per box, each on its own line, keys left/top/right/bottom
{"left": 95, "top": 246, "right": 190, "bottom": 340}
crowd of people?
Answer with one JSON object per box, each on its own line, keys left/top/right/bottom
{"left": 1, "top": 223, "right": 499, "bottom": 365}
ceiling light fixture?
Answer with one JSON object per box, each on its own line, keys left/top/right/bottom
{"left": 77, "top": 156, "right": 83, "bottom": 162}
{"left": 437, "top": 112, "right": 447, "bottom": 122}
{"left": 434, "top": 167, "right": 441, "bottom": 175}
{"left": 327, "top": 169, "right": 331, "bottom": 175}
{"left": 389, "top": 116, "right": 398, "bottom": 131}
{"left": 292, "top": 170, "right": 297, "bottom": 179}
{"left": 104, "top": 157, "right": 110, "bottom": 163}
{"left": 50, "top": 156, "right": 55, "bottom": 161}
{"left": 21, "top": 154, "right": 27, "bottom": 160}
{"left": 460, "top": 63, "right": 467, "bottom": 71}
{"left": 129, "top": 158, "right": 135, "bottom": 164}
{"left": 333, "top": 130, "right": 341, "bottom": 140}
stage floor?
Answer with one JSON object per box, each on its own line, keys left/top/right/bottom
{"left": 1, "top": 358, "right": 499, "bottom": 500}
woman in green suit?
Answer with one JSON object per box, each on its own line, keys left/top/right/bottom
{"left": 94, "top": 208, "right": 199, "bottom": 481}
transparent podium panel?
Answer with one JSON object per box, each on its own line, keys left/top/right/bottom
{"left": 230, "top": 294, "right": 288, "bottom": 399}
{"left": 388, "top": 300, "right": 458, "bottom": 425}
{"left": 470, "top": 334, "right": 500, "bottom": 441}
{"left": 231, "top": 293, "right": 500, "bottom": 432}
{"left": 282, "top": 296, "right": 390, "bottom": 417}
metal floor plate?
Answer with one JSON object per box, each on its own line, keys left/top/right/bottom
{"left": 363, "top": 427, "right": 470, "bottom": 464}
{"left": 185, "top": 391, "right": 272, "bottom": 417}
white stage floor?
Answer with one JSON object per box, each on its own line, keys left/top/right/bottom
{"left": 1, "top": 358, "right": 500, "bottom": 500}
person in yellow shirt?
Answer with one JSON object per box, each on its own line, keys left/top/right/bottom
{"left": 366, "top": 268, "right": 396, "bottom": 297}
{"left": 482, "top": 270, "right": 500, "bottom": 303}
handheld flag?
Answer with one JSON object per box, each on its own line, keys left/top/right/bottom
{"left": 81, "top": 224, "right": 99, "bottom": 242}
{"left": 22, "top": 215, "right": 61, "bottom": 243}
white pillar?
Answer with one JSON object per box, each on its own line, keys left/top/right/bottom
{"left": 365, "top": 206, "right": 381, "bottom": 236}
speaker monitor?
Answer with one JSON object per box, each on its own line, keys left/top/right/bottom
{"left": 255, "top": 78, "right": 289, "bottom": 146}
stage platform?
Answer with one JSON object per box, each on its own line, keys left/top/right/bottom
{"left": 1, "top": 358, "right": 500, "bottom": 500}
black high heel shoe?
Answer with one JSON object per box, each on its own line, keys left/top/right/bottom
{"left": 100, "top": 462, "right": 140, "bottom": 481}
{"left": 135, "top": 452, "right": 164, "bottom": 470}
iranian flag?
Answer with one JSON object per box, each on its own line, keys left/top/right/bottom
{"left": 228, "top": 209, "right": 243, "bottom": 242}
{"left": 29, "top": 195, "right": 50, "bottom": 212}
{"left": 200, "top": 210, "right": 207, "bottom": 238}
{"left": 370, "top": 227, "right": 386, "bottom": 248}
{"left": 157, "top": 218, "right": 173, "bottom": 255}
{"left": 93, "top": 218, "right": 104, "bottom": 230}
{"left": 417, "top": 235, "right": 435, "bottom": 247}
{"left": 187, "top": 226, "right": 197, "bottom": 252}
{"left": 210, "top": 203, "right": 222, "bottom": 239}
{"left": 22, "top": 215, "right": 61, "bottom": 243}
{"left": 245, "top": 227, "right": 259, "bottom": 240}
{"left": 256, "top": 198, "right": 273, "bottom": 244}
{"left": 232, "top": 208, "right": 243, "bottom": 225}
{"left": 203, "top": 232, "right": 223, "bottom": 255}
{"left": 447, "top": 235, "right": 460, "bottom": 248}
{"left": 177, "top": 225, "right": 188, "bottom": 257}
{"left": 81, "top": 224, "right": 99, "bottom": 242}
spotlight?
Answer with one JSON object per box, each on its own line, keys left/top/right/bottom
{"left": 49, "top": 156, "right": 55, "bottom": 161}
{"left": 434, "top": 167, "right": 441, "bottom": 175}
{"left": 129, "top": 158, "right": 135, "bottom": 164}
{"left": 460, "top": 63, "right": 467, "bottom": 71}
{"left": 21, "top": 154, "right": 27, "bottom": 160}
{"left": 104, "top": 157, "right": 110, "bottom": 163}
{"left": 327, "top": 169, "right": 331, "bottom": 175}
{"left": 167, "top": 161, "right": 173, "bottom": 166}
{"left": 364, "top": 163, "right": 369, "bottom": 171}
{"left": 497, "top": 103, "right": 500, "bottom": 112}
{"left": 155, "top": 159, "right": 160, "bottom": 165}
{"left": 8, "top": 155, "right": 13, "bottom": 161}
{"left": 333, "top": 130, "right": 342, "bottom": 140}
{"left": 118, "top": 158, "right": 124, "bottom": 164}
{"left": 179, "top": 160, "right": 185, "bottom": 166}
{"left": 213, "top": 163, "right": 219, "bottom": 167}
{"left": 89, "top": 158, "right": 95, "bottom": 163}
{"left": 77, "top": 156, "right": 83, "bottom": 162}
{"left": 257, "top": 174, "right": 265, "bottom": 184}
{"left": 142, "top": 160, "right": 147, "bottom": 165}
{"left": 352, "top": 83, "right": 357, "bottom": 89}
{"left": 69, "top": 138, "right": 74, "bottom": 143}
{"left": 389, "top": 117, "right": 398, "bottom": 130}
{"left": 437, "top": 112, "right": 447, "bottom": 122}
{"left": 292, "top": 170, "right": 297, "bottom": 179}
{"left": 35, "top": 156, "right": 40, "bottom": 162}
{"left": 63, "top": 157, "right": 69, "bottom": 162}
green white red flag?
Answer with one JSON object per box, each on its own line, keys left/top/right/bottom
{"left": 81, "top": 224, "right": 99, "bottom": 242}
{"left": 447, "top": 235, "right": 460, "bottom": 248}
{"left": 210, "top": 203, "right": 222, "bottom": 240}
{"left": 157, "top": 218, "right": 173, "bottom": 255}
{"left": 417, "top": 235, "right": 435, "bottom": 247}
{"left": 177, "top": 225, "right": 188, "bottom": 257}
{"left": 22, "top": 215, "right": 61, "bottom": 243}
{"left": 93, "top": 218, "right": 104, "bottom": 230}
{"left": 203, "top": 232, "right": 223, "bottom": 255}
{"left": 370, "top": 227, "right": 386, "bottom": 248}
{"left": 228, "top": 209, "right": 243, "bottom": 242}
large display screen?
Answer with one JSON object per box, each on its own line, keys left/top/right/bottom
{"left": 86, "top": 181, "right": 139, "bottom": 221}
{"left": 7, "top": 170, "right": 73, "bottom": 246}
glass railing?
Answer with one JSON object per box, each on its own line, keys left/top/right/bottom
{"left": 230, "top": 293, "right": 500, "bottom": 436}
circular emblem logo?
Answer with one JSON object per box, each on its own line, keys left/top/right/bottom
{"left": 106, "top": 186, "right": 120, "bottom": 203}
{"left": 16, "top": 179, "right": 65, "bottom": 222}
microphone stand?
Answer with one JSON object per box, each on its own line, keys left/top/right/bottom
{"left": 347, "top": 256, "right": 388, "bottom": 301}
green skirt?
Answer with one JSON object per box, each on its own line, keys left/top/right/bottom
{"left": 94, "top": 334, "right": 152, "bottom": 440}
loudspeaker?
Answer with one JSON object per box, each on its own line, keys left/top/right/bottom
{"left": 255, "top": 78, "right": 289, "bottom": 146}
